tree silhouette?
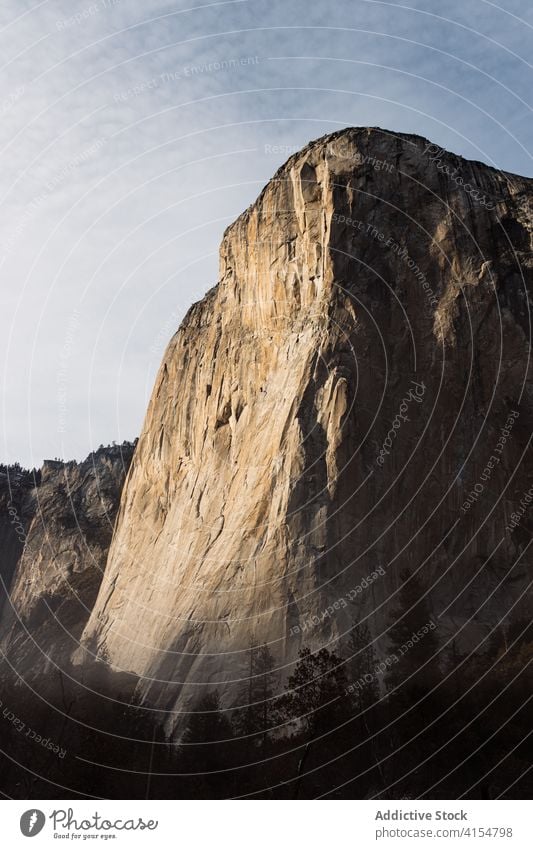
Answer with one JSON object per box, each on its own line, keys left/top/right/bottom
{"left": 381, "top": 569, "right": 442, "bottom": 794}
{"left": 184, "top": 690, "right": 232, "bottom": 745}
{"left": 233, "top": 643, "right": 276, "bottom": 744}
{"left": 386, "top": 569, "right": 440, "bottom": 697}
{"left": 278, "top": 647, "right": 349, "bottom": 737}
{"left": 346, "top": 622, "right": 380, "bottom": 710}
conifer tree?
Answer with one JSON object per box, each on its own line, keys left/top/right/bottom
{"left": 386, "top": 569, "right": 440, "bottom": 696}
{"left": 233, "top": 643, "right": 276, "bottom": 743}
{"left": 278, "top": 647, "right": 349, "bottom": 736}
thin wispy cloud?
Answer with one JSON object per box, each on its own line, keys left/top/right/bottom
{"left": 0, "top": 0, "right": 531, "bottom": 466}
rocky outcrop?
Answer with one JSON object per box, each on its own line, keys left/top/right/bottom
{"left": 0, "top": 444, "right": 135, "bottom": 681}
{"left": 0, "top": 466, "right": 39, "bottom": 618}
{"left": 71, "top": 127, "right": 531, "bottom": 731}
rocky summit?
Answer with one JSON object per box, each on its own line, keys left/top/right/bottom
{"left": 57, "top": 127, "right": 532, "bottom": 732}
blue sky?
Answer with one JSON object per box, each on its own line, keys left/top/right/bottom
{"left": 0, "top": 0, "right": 531, "bottom": 467}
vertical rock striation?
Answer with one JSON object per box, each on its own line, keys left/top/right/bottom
{"left": 0, "top": 466, "right": 39, "bottom": 619}
{"left": 68, "top": 127, "right": 532, "bottom": 729}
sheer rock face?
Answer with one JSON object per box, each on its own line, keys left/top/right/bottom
{"left": 0, "top": 445, "right": 134, "bottom": 679}
{"left": 79, "top": 128, "right": 533, "bottom": 729}
{"left": 0, "top": 469, "right": 37, "bottom": 619}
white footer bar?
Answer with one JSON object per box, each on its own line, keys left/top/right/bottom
{"left": 2, "top": 800, "right": 530, "bottom": 848}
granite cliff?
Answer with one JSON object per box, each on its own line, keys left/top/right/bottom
{"left": 0, "top": 465, "right": 39, "bottom": 619}
{"left": 69, "top": 127, "right": 533, "bottom": 732}
{"left": 0, "top": 444, "right": 135, "bottom": 683}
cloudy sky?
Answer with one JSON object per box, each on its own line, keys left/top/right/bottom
{"left": 0, "top": 0, "right": 531, "bottom": 467}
